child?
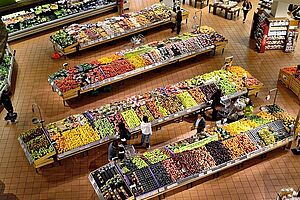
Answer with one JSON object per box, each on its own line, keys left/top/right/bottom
{"left": 140, "top": 116, "right": 152, "bottom": 149}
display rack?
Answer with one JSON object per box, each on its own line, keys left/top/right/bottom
{"left": 49, "top": 44, "right": 217, "bottom": 101}
{"left": 18, "top": 127, "right": 56, "bottom": 168}
{"left": 3, "top": 2, "right": 117, "bottom": 41}
{"left": 51, "top": 19, "right": 172, "bottom": 56}
{"left": 0, "top": 46, "right": 15, "bottom": 96}
{"left": 251, "top": 10, "right": 298, "bottom": 53}
{"left": 89, "top": 118, "right": 293, "bottom": 200}
{"left": 278, "top": 66, "right": 300, "bottom": 100}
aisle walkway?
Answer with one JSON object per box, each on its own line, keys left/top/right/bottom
{"left": 0, "top": 0, "right": 299, "bottom": 199}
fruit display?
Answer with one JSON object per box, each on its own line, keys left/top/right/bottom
{"left": 235, "top": 134, "right": 257, "bottom": 153}
{"left": 248, "top": 115, "right": 273, "bottom": 125}
{"left": 130, "top": 156, "right": 148, "bottom": 169}
{"left": 258, "top": 128, "right": 276, "bottom": 145}
{"left": 199, "top": 83, "right": 219, "bottom": 100}
{"left": 177, "top": 91, "right": 198, "bottom": 109}
{"left": 19, "top": 127, "right": 55, "bottom": 161}
{"left": 134, "top": 105, "right": 155, "bottom": 122}
{"left": 49, "top": 32, "right": 221, "bottom": 95}
{"left": 222, "top": 137, "right": 246, "bottom": 159}
{"left": 222, "top": 119, "right": 260, "bottom": 136}
{"left": 0, "top": 49, "right": 13, "bottom": 93}
{"left": 162, "top": 158, "right": 186, "bottom": 181}
{"left": 165, "top": 134, "right": 210, "bottom": 153}
{"left": 217, "top": 78, "right": 237, "bottom": 95}
{"left": 150, "top": 162, "right": 174, "bottom": 186}
{"left": 91, "top": 163, "right": 133, "bottom": 200}
{"left": 143, "top": 149, "right": 170, "bottom": 164}
{"left": 50, "top": 3, "right": 172, "bottom": 48}
{"left": 205, "top": 141, "right": 232, "bottom": 165}
{"left": 156, "top": 95, "right": 184, "bottom": 114}
{"left": 125, "top": 167, "right": 159, "bottom": 196}
{"left": 188, "top": 88, "right": 207, "bottom": 104}
{"left": 49, "top": 124, "right": 100, "bottom": 154}
{"left": 3, "top": 0, "right": 115, "bottom": 34}
{"left": 121, "top": 109, "right": 141, "bottom": 129}
{"left": 93, "top": 117, "right": 116, "bottom": 139}
{"left": 282, "top": 66, "right": 297, "bottom": 75}
{"left": 256, "top": 111, "right": 278, "bottom": 121}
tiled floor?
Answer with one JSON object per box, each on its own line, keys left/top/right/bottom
{"left": 0, "top": 0, "right": 300, "bottom": 199}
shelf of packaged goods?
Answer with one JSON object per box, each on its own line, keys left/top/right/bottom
{"left": 7, "top": 3, "right": 117, "bottom": 41}
{"left": 52, "top": 19, "right": 172, "bottom": 56}
{"left": 51, "top": 44, "right": 217, "bottom": 100}
{"left": 258, "top": 2, "right": 271, "bottom": 10}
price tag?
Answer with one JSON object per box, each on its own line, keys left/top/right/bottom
{"left": 207, "top": 169, "right": 212, "bottom": 174}
{"left": 158, "top": 187, "right": 165, "bottom": 193}
{"left": 174, "top": 113, "right": 179, "bottom": 117}
{"left": 167, "top": 183, "right": 178, "bottom": 189}
{"left": 165, "top": 117, "right": 170, "bottom": 120}
{"left": 158, "top": 119, "right": 163, "bottom": 123}
{"left": 198, "top": 172, "right": 204, "bottom": 177}
{"left": 187, "top": 109, "right": 191, "bottom": 113}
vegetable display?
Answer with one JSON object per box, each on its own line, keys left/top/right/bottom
{"left": 3, "top": 0, "right": 116, "bottom": 34}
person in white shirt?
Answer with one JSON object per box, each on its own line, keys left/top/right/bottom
{"left": 140, "top": 116, "right": 152, "bottom": 149}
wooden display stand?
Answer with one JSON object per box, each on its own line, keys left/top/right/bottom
{"left": 278, "top": 67, "right": 300, "bottom": 100}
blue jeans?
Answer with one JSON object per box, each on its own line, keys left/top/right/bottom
{"left": 141, "top": 134, "right": 150, "bottom": 145}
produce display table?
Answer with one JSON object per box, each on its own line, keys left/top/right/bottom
{"left": 20, "top": 65, "right": 262, "bottom": 167}
{"left": 0, "top": 46, "right": 15, "bottom": 96}
{"left": 88, "top": 109, "right": 294, "bottom": 200}
{"left": 278, "top": 67, "right": 300, "bottom": 100}
{"left": 49, "top": 4, "right": 189, "bottom": 56}
{"left": 48, "top": 28, "right": 227, "bottom": 102}
{"left": 2, "top": 0, "right": 117, "bottom": 41}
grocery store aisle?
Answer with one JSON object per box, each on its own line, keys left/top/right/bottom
{"left": 0, "top": 0, "right": 299, "bottom": 199}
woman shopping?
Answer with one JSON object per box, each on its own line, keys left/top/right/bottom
{"left": 242, "top": 0, "right": 252, "bottom": 23}
{"left": 140, "top": 116, "right": 152, "bottom": 149}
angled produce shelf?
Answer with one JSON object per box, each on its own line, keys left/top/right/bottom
{"left": 49, "top": 3, "right": 190, "bottom": 55}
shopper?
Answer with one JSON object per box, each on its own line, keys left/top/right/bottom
{"left": 175, "top": 7, "right": 182, "bottom": 34}
{"left": 117, "top": 0, "right": 124, "bottom": 15}
{"left": 108, "top": 140, "right": 118, "bottom": 161}
{"left": 1, "top": 90, "right": 17, "bottom": 123}
{"left": 211, "top": 89, "right": 222, "bottom": 121}
{"left": 242, "top": 0, "right": 252, "bottom": 23}
{"left": 192, "top": 114, "right": 206, "bottom": 133}
{"left": 118, "top": 122, "right": 131, "bottom": 144}
{"left": 140, "top": 116, "right": 152, "bottom": 149}
{"left": 171, "top": 7, "right": 177, "bottom": 33}
{"left": 244, "top": 99, "right": 253, "bottom": 117}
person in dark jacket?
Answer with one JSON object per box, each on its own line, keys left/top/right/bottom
{"left": 108, "top": 140, "right": 119, "bottom": 161}
{"left": 175, "top": 7, "right": 182, "bottom": 34}
{"left": 242, "top": 0, "right": 252, "bottom": 23}
{"left": 118, "top": 122, "right": 130, "bottom": 144}
{"left": 1, "top": 90, "right": 17, "bottom": 123}
{"left": 192, "top": 114, "right": 206, "bottom": 133}
{"left": 211, "top": 89, "right": 222, "bottom": 121}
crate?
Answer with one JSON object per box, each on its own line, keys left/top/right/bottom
{"left": 62, "top": 87, "right": 80, "bottom": 99}
{"left": 278, "top": 69, "right": 292, "bottom": 87}
{"left": 289, "top": 77, "right": 300, "bottom": 97}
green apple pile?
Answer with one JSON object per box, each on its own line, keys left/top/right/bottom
{"left": 94, "top": 118, "right": 115, "bottom": 139}
{"left": 177, "top": 91, "right": 198, "bottom": 109}
{"left": 258, "top": 128, "right": 275, "bottom": 145}
{"left": 121, "top": 109, "right": 141, "bottom": 129}
{"left": 130, "top": 156, "right": 148, "bottom": 169}
{"left": 143, "top": 149, "right": 169, "bottom": 164}
{"left": 217, "top": 78, "right": 237, "bottom": 95}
